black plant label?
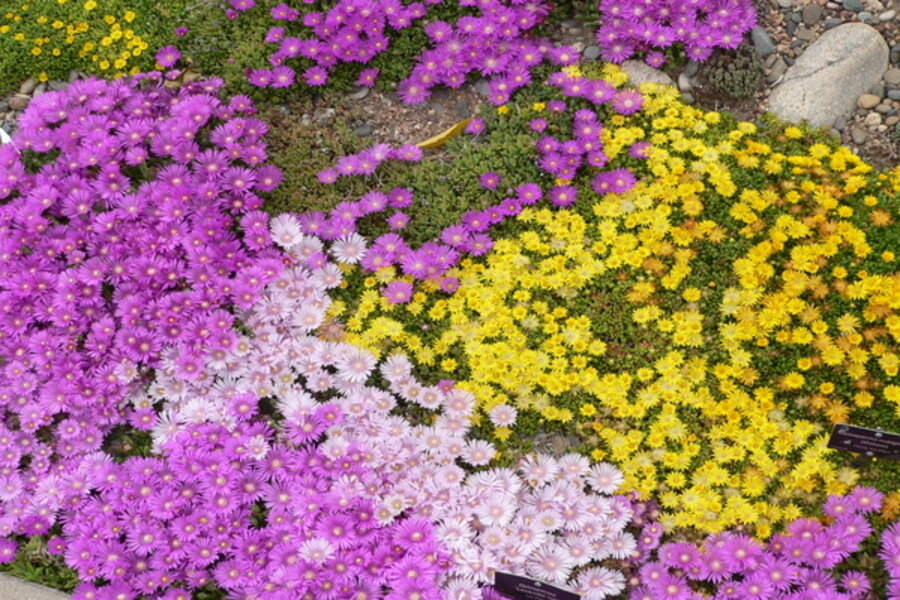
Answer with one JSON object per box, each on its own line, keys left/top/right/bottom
{"left": 828, "top": 424, "right": 900, "bottom": 460}
{"left": 492, "top": 572, "right": 581, "bottom": 600}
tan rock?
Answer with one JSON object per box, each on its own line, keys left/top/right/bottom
{"left": 857, "top": 93, "right": 880, "bottom": 108}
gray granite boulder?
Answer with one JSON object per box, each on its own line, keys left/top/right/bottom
{"left": 768, "top": 23, "right": 889, "bottom": 128}
{"left": 620, "top": 60, "right": 674, "bottom": 87}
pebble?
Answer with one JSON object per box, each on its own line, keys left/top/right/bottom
{"left": 347, "top": 86, "right": 369, "bottom": 100}
{"left": 48, "top": 81, "right": 67, "bottom": 92}
{"left": 353, "top": 123, "right": 372, "bottom": 138}
{"left": 886, "top": 115, "right": 900, "bottom": 125}
{"left": 8, "top": 95, "right": 29, "bottom": 111}
{"left": 824, "top": 17, "right": 844, "bottom": 28}
{"left": 786, "top": 21, "right": 798, "bottom": 36}
{"left": 751, "top": 27, "right": 777, "bottom": 56}
{"left": 834, "top": 115, "right": 848, "bottom": 130}
{"left": 475, "top": 79, "right": 490, "bottom": 97}
{"left": 33, "top": 83, "right": 46, "bottom": 97}
{"left": 684, "top": 60, "right": 701, "bottom": 77}
{"left": 889, "top": 89, "right": 900, "bottom": 100}
{"left": 864, "top": 112, "right": 883, "bottom": 127}
{"left": 19, "top": 78, "right": 37, "bottom": 95}
{"left": 67, "top": 70, "right": 79, "bottom": 83}
{"left": 858, "top": 93, "right": 881, "bottom": 108}
{"left": 875, "top": 102, "right": 893, "bottom": 113}
{"left": 560, "top": 19, "right": 578, "bottom": 29}
{"left": 880, "top": 9, "right": 896, "bottom": 21}
{"left": 885, "top": 68, "right": 900, "bottom": 85}
{"left": 455, "top": 102, "right": 471, "bottom": 119}
{"left": 677, "top": 72, "right": 693, "bottom": 92}
{"left": 681, "top": 91, "right": 695, "bottom": 104}
{"left": 843, "top": 0, "right": 864, "bottom": 11}
{"left": 802, "top": 3, "right": 824, "bottom": 25}
{"left": 870, "top": 82, "right": 885, "bottom": 98}
{"left": 869, "top": 0, "right": 884, "bottom": 11}
{"left": 777, "top": 0, "right": 793, "bottom": 7}
{"left": 767, "top": 57, "right": 789, "bottom": 82}
{"left": 892, "top": 44, "right": 900, "bottom": 65}
{"left": 796, "top": 27, "right": 816, "bottom": 40}
{"left": 858, "top": 11, "right": 874, "bottom": 22}
{"left": 850, "top": 126, "right": 869, "bottom": 143}
{"left": 582, "top": 45, "right": 600, "bottom": 60}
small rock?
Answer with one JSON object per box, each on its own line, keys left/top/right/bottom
{"left": 843, "top": 0, "right": 864, "bottom": 11}
{"left": 796, "top": 27, "right": 816, "bottom": 41}
{"left": 802, "top": 3, "right": 825, "bottom": 25}
{"left": 850, "top": 126, "right": 869, "bottom": 143}
{"left": 33, "top": 83, "right": 46, "bottom": 97}
{"left": 790, "top": 13, "right": 802, "bottom": 23}
{"left": 619, "top": 60, "right": 675, "bottom": 87}
{"left": 582, "top": 45, "right": 600, "bottom": 60}
{"left": 889, "top": 89, "right": 900, "bottom": 100}
{"left": 677, "top": 72, "right": 693, "bottom": 92}
{"left": 19, "top": 78, "right": 38, "bottom": 95}
{"left": 764, "top": 53, "right": 780, "bottom": 68}
{"left": 864, "top": 112, "right": 883, "bottom": 127}
{"left": 475, "top": 79, "right": 490, "bottom": 97}
{"left": 347, "top": 86, "right": 369, "bottom": 100}
{"left": 893, "top": 44, "right": 900, "bottom": 65}
{"left": 455, "top": 102, "right": 471, "bottom": 119}
{"left": 833, "top": 115, "right": 847, "bottom": 130}
{"left": 353, "top": 123, "right": 372, "bottom": 138}
{"left": 560, "top": 19, "right": 578, "bottom": 29}
{"left": 858, "top": 11, "right": 874, "bottom": 22}
{"left": 68, "top": 70, "right": 79, "bottom": 83}
{"left": 824, "top": 17, "right": 844, "bottom": 28}
{"left": 777, "top": 0, "right": 793, "bottom": 7}
{"left": 858, "top": 93, "right": 881, "bottom": 108}
{"left": 314, "top": 107, "right": 335, "bottom": 123}
{"left": 766, "top": 57, "right": 789, "bottom": 82}
{"left": 685, "top": 60, "right": 701, "bottom": 77}
{"left": 751, "top": 27, "right": 777, "bottom": 56}
{"left": 869, "top": 0, "right": 884, "bottom": 11}
{"left": 876, "top": 124, "right": 887, "bottom": 132}
{"left": 278, "top": 106, "right": 290, "bottom": 116}
{"left": 681, "top": 91, "right": 695, "bottom": 104}
{"left": 829, "top": 127, "right": 841, "bottom": 138}
{"left": 886, "top": 115, "right": 900, "bottom": 125}
{"left": 884, "top": 68, "right": 900, "bottom": 85}
{"left": 875, "top": 102, "right": 893, "bottom": 113}
{"left": 870, "top": 83, "right": 886, "bottom": 98}
{"left": 880, "top": 9, "right": 896, "bottom": 21}
{"left": 785, "top": 56, "right": 796, "bottom": 66}
{"left": 786, "top": 21, "right": 798, "bottom": 36}
{"left": 8, "top": 94, "right": 29, "bottom": 111}
{"left": 48, "top": 81, "right": 67, "bottom": 92}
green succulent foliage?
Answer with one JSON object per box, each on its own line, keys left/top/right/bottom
{"left": 703, "top": 44, "right": 763, "bottom": 99}
{"left": 0, "top": 537, "right": 78, "bottom": 593}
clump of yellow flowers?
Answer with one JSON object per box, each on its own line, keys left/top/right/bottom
{"left": 1, "top": 1, "right": 151, "bottom": 82}
{"left": 336, "top": 73, "right": 900, "bottom": 537}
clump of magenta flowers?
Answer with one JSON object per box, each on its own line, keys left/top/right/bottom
{"left": 597, "top": 0, "right": 757, "bottom": 65}
{"left": 46, "top": 235, "right": 638, "bottom": 600}
{"left": 230, "top": 0, "right": 755, "bottom": 104}
{"left": 0, "top": 73, "right": 284, "bottom": 545}
{"left": 630, "top": 487, "right": 900, "bottom": 600}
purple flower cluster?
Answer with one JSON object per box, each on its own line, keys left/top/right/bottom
{"left": 238, "top": 0, "right": 586, "bottom": 106}
{"left": 316, "top": 143, "right": 423, "bottom": 186}
{"left": 597, "top": 0, "right": 757, "bottom": 64}
{"left": 631, "top": 488, "right": 893, "bottom": 600}
{"left": 40, "top": 243, "right": 634, "bottom": 599}
{"left": 536, "top": 75, "right": 645, "bottom": 203}
{"left": 398, "top": 2, "right": 572, "bottom": 105}
{"left": 0, "top": 73, "right": 284, "bottom": 544}
{"left": 247, "top": 0, "right": 435, "bottom": 91}
{"left": 882, "top": 521, "right": 900, "bottom": 599}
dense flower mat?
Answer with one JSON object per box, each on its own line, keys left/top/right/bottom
{"left": 0, "top": 4, "right": 899, "bottom": 600}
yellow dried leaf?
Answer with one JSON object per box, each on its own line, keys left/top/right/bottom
{"left": 416, "top": 118, "right": 472, "bottom": 149}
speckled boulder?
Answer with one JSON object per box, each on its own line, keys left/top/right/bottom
{"left": 768, "top": 23, "right": 888, "bottom": 128}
